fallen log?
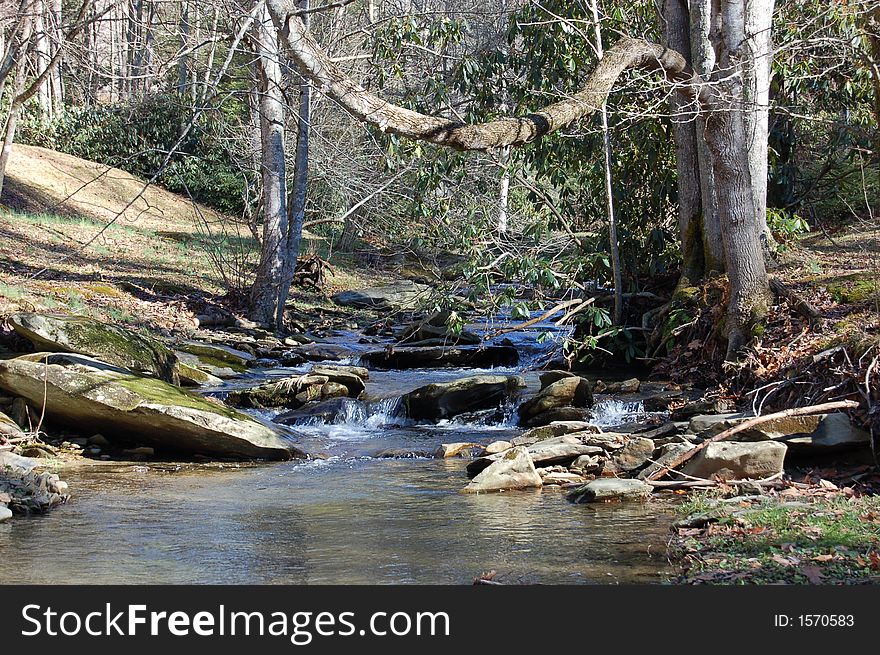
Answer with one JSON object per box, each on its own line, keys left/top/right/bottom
{"left": 643, "top": 399, "right": 860, "bottom": 481}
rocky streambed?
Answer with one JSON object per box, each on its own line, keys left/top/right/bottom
{"left": 0, "top": 302, "right": 871, "bottom": 582}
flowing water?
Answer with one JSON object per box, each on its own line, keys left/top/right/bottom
{"left": 0, "top": 315, "right": 678, "bottom": 585}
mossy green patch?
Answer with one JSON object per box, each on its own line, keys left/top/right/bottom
{"left": 115, "top": 376, "right": 247, "bottom": 421}
{"left": 824, "top": 272, "right": 879, "bottom": 305}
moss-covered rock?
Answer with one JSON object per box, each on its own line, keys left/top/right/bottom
{"left": 0, "top": 353, "right": 303, "bottom": 460}
{"left": 9, "top": 312, "right": 179, "bottom": 384}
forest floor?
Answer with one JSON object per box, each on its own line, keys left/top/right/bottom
{"left": 0, "top": 144, "right": 395, "bottom": 336}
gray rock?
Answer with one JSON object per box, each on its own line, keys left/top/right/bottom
{"left": 467, "top": 436, "right": 603, "bottom": 475}
{"left": 0, "top": 410, "right": 24, "bottom": 439}
{"left": 435, "top": 442, "right": 484, "bottom": 458}
{"left": 274, "top": 397, "right": 366, "bottom": 425}
{"left": 462, "top": 446, "right": 542, "bottom": 493}
{"left": 522, "top": 407, "right": 591, "bottom": 428}
{"left": 361, "top": 345, "right": 518, "bottom": 370}
{"left": 177, "top": 362, "right": 225, "bottom": 387}
{"left": 638, "top": 443, "right": 696, "bottom": 480}
{"left": 612, "top": 437, "right": 656, "bottom": 471}
{"left": 0, "top": 505, "right": 12, "bottom": 522}
{"left": 567, "top": 478, "right": 652, "bottom": 503}
{"left": 0, "top": 353, "right": 302, "bottom": 460}
{"left": 510, "top": 421, "right": 597, "bottom": 447}
{"left": 176, "top": 340, "right": 255, "bottom": 368}
{"left": 332, "top": 281, "right": 431, "bottom": 310}
{"left": 310, "top": 366, "right": 366, "bottom": 397}
{"left": 570, "top": 454, "right": 603, "bottom": 474}
{"left": 482, "top": 440, "right": 512, "bottom": 455}
{"left": 780, "top": 413, "right": 870, "bottom": 453}
{"left": 401, "top": 375, "right": 525, "bottom": 421}
{"left": 538, "top": 370, "right": 576, "bottom": 389}
{"left": 682, "top": 441, "right": 788, "bottom": 480}
{"left": 226, "top": 375, "right": 330, "bottom": 409}
{"left": 9, "top": 312, "right": 179, "bottom": 384}
{"left": 518, "top": 376, "right": 593, "bottom": 423}
{"left": 291, "top": 343, "right": 359, "bottom": 362}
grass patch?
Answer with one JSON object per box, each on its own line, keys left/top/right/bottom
{"left": 671, "top": 493, "right": 880, "bottom": 584}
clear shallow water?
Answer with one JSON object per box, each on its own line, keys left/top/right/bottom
{"left": 0, "top": 316, "right": 675, "bottom": 585}
{"left": 0, "top": 458, "right": 676, "bottom": 584}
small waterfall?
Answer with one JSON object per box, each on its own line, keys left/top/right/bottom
{"left": 590, "top": 398, "right": 647, "bottom": 427}
{"left": 292, "top": 396, "right": 404, "bottom": 428}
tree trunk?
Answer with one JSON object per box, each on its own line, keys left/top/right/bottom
{"left": 248, "top": 4, "right": 289, "bottom": 326}
{"left": 275, "top": 0, "right": 312, "bottom": 329}
{"left": 690, "top": 0, "right": 724, "bottom": 272}
{"left": 662, "top": 0, "right": 703, "bottom": 281}
{"left": 744, "top": 0, "right": 776, "bottom": 252}
{"left": 705, "top": 0, "right": 771, "bottom": 358}
{"left": 177, "top": 1, "right": 190, "bottom": 94}
{"left": 591, "top": 0, "right": 623, "bottom": 324}
{"left": 497, "top": 147, "right": 510, "bottom": 233}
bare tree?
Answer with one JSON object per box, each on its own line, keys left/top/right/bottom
{"left": 264, "top": 0, "right": 772, "bottom": 358}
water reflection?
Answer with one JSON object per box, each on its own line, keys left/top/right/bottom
{"left": 0, "top": 458, "right": 675, "bottom": 585}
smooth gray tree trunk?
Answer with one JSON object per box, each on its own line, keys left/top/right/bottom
{"left": 248, "top": 3, "right": 289, "bottom": 325}
{"left": 275, "top": 0, "right": 312, "bottom": 329}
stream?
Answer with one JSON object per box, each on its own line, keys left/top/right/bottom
{"left": 0, "top": 316, "right": 679, "bottom": 584}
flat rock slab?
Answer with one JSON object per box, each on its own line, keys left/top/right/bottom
{"left": 467, "top": 436, "right": 604, "bottom": 476}
{"left": 177, "top": 340, "right": 255, "bottom": 368}
{"left": 332, "top": 282, "right": 431, "bottom": 310}
{"left": 295, "top": 343, "right": 361, "bottom": 362}
{"left": 9, "top": 312, "right": 179, "bottom": 384}
{"left": 0, "top": 353, "right": 303, "bottom": 461}
{"left": 567, "top": 478, "right": 652, "bottom": 503}
{"left": 510, "top": 421, "right": 597, "bottom": 447}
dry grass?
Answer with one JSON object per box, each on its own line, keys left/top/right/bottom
{"left": 0, "top": 145, "right": 397, "bottom": 333}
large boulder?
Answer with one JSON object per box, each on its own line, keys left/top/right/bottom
{"left": 225, "top": 375, "right": 330, "bottom": 409}
{"left": 275, "top": 397, "right": 367, "bottom": 425}
{"left": 0, "top": 353, "right": 302, "bottom": 460}
{"left": 567, "top": 478, "right": 652, "bottom": 503}
{"left": 332, "top": 281, "right": 431, "bottom": 310}
{"left": 360, "top": 345, "right": 518, "bottom": 370}
{"left": 682, "top": 441, "right": 787, "bottom": 481}
{"left": 9, "top": 313, "right": 179, "bottom": 384}
{"left": 517, "top": 376, "right": 592, "bottom": 425}
{"left": 401, "top": 375, "right": 525, "bottom": 421}
{"left": 462, "top": 446, "right": 542, "bottom": 493}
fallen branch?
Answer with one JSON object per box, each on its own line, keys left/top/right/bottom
{"left": 644, "top": 400, "right": 860, "bottom": 481}
{"left": 486, "top": 298, "right": 586, "bottom": 338}
{"left": 769, "top": 277, "right": 821, "bottom": 323}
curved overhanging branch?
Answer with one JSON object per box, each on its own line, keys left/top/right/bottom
{"left": 266, "top": 0, "right": 709, "bottom": 151}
